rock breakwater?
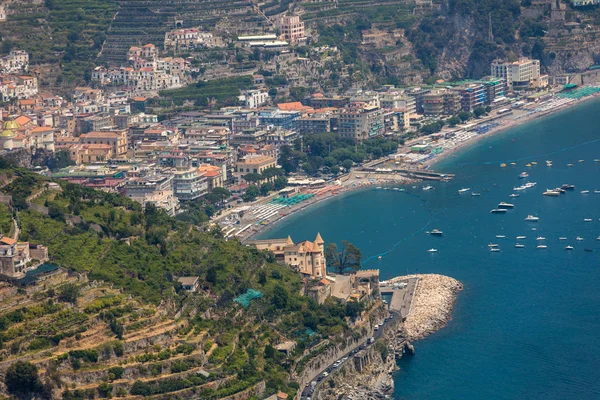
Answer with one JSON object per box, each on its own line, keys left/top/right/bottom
{"left": 401, "top": 274, "right": 463, "bottom": 340}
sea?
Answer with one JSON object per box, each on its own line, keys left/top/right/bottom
{"left": 257, "top": 99, "right": 600, "bottom": 400}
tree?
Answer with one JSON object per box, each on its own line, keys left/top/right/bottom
{"left": 58, "top": 284, "right": 80, "bottom": 304}
{"left": 325, "top": 241, "right": 362, "bottom": 275}
{"left": 261, "top": 167, "right": 285, "bottom": 179}
{"left": 273, "top": 176, "right": 288, "bottom": 191}
{"left": 242, "top": 173, "right": 263, "bottom": 183}
{"left": 242, "top": 185, "right": 259, "bottom": 202}
{"left": 5, "top": 361, "right": 42, "bottom": 397}
{"left": 272, "top": 284, "right": 288, "bottom": 309}
{"left": 473, "top": 107, "right": 486, "bottom": 118}
{"left": 458, "top": 111, "right": 472, "bottom": 122}
{"left": 447, "top": 116, "right": 461, "bottom": 127}
{"left": 260, "top": 182, "right": 274, "bottom": 196}
{"left": 341, "top": 159, "right": 353, "bottom": 171}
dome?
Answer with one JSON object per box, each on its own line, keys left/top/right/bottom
{"left": 0, "top": 129, "right": 15, "bottom": 138}
{"left": 3, "top": 120, "right": 19, "bottom": 130}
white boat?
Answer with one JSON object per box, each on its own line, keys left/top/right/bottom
{"left": 490, "top": 208, "right": 508, "bottom": 213}
{"left": 537, "top": 245, "right": 548, "bottom": 249}
{"left": 579, "top": 159, "right": 585, "bottom": 163}
{"left": 594, "top": 190, "right": 600, "bottom": 194}
{"left": 584, "top": 218, "right": 593, "bottom": 222}
{"left": 581, "top": 190, "right": 590, "bottom": 194}
{"left": 576, "top": 236, "right": 584, "bottom": 241}
{"left": 509, "top": 193, "right": 520, "bottom": 198}
{"left": 525, "top": 215, "right": 539, "bottom": 221}
{"left": 561, "top": 184, "right": 575, "bottom": 190}
{"left": 546, "top": 160, "right": 553, "bottom": 166}
{"left": 488, "top": 243, "right": 499, "bottom": 247}
{"left": 596, "top": 236, "right": 600, "bottom": 241}
{"left": 515, "top": 243, "right": 525, "bottom": 248}
{"left": 567, "top": 163, "right": 574, "bottom": 167}
{"left": 496, "top": 235, "right": 506, "bottom": 238}
{"left": 498, "top": 202, "right": 515, "bottom": 209}
{"left": 518, "top": 172, "right": 529, "bottom": 179}
{"left": 513, "top": 186, "right": 526, "bottom": 191}
{"left": 525, "top": 182, "right": 537, "bottom": 188}
{"left": 559, "top": 237, "right": 567, "bottom": 240}
{"left": 536, "top": 236, "right": 546, "bottom": 241}
{"left": 458, "top": 188, "right": 471, "bottom": 193}
{"left": 423, "top": 185, "right": 433, "bottom": 191}
{"left": 427, "top": 248, "right": 438, "bottom": 253}
{"left": 471, "top": 192, "right": 481, "bottom": 196}
{"left": 430, "top": 229, "right": 443, "bottom": 236}
{"left": 490, "top": 248, "right": 500, "bottom": 252}
{"left": 543, "top": 189, "right": 560, "bottom": 196}
{"left": 565, "top": 246, "right": 574, "bottom": 250}
{"left": 516, "top": 236, "right": 526, "bottom": 239}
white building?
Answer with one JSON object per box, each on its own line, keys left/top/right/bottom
{"left": 239, "top": 89, "right": 269, "bottom": 109}
{"left": 491, "top": 58, "right": 547, "bottom": 89}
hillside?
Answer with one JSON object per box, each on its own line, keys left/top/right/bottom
{"left": 0, "top": 160, "right": 370, "bottom": 399}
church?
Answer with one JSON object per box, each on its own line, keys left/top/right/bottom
{"left": 248, "top": 233, "right": 327, "bottom": 279}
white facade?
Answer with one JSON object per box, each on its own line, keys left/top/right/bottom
{"left": 491, "top": 58, "right": 542, "bottom": 88}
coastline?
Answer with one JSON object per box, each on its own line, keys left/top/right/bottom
{"left": 241, "top": 91, "right": 600, "bottom": 242}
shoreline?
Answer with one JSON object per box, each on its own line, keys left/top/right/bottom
{"left": 241, "top": 90, "right": 600, "bottom": 242}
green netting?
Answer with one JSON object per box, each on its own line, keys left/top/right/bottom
{"left": 557, "top": 86, "right": 600, "bottom": 99}
{"left": 270, "top": 193, "right": 315, "bottom": 206}
{"left": 234, "top": 289, "right": 263, "bottom": 307}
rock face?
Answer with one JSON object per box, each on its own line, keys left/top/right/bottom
{"left": 402, "top": 274, "right": 463, "bottom": 341}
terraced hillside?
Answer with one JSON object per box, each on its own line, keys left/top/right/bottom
{"left": 0, "top": 163, "right": 367, "bottom": 399}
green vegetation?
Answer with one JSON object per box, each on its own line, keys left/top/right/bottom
{"left": 325, "top": 241, "right": 362, "bottom": 275}
{"left": 0, "top": 203, "right": 11, "bottom": 235}
{"left": 158, "top": 76, "right": 254, "bottom": 108}
{"left": 278, "top": 133, "right": 400, "bottom": 175}
{"left": 5, "top": 361, "right": 46, "bottom": 398}
{"left": 0, "top": 0, "right": 118, "bottom": 87}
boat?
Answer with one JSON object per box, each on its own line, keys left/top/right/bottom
{"left": 531, "top": 161, "right": 538, "bottom": 165}
{"left": 561, "top": 184, "right": 575, "bottom": 190}
{"left": 518, "top": 172, "right": 529, "bottom": 179}
{"left": 458, "top": 188, "right": 470, "bottom": 193}
{"left": 525, "top": 163, "right": 532, "bottom": 167}
{"left": 543, "top": 189, "right": 560, "bottom": 196}
{"left": 559, "top": 237, "right": 567, "bottom": 240}
{"left": 498, "top": 202, "right": 515, "bottom": 209}
{"left": 490, "top": 208, "right": 508, "bottom": 213}
{"left": 509, "top": 193, "right": 520, "bottom": 198}
{"left": 513, "top": 186, "right": 526, "bottom": 191}
{"left": 490, "top": 248, "right": 500, "bottom": 252}
{"left": 430, "top": 229, "right": 443, "bottom": 236}
{"left": 524, "top": 182, "right": 537, "bottom": 188}
{"left": 546, "top": 160, "right": 553, "bottom": 166}
{"left": 532, "top": 227, "right": 538, "bottom": 231}
{"left": 565, "top": 246, "right": 574, "bottom": 250}
{"left": 500, "top": 163, "right": 507, "bottom": 168}
{"left": 584, "top": 218, "right": 593, "bottom": 222}
{"left": 516, "top": 236, "right": 526, "bottom": 239}
{"left": 471, "top": 192, "right": 481, "bottom": 196}
{"left": 536, "top": 236, "right": 546, "bottom": 241}
{"left": 596, "top": 236, "right": 600, "bottom": 241}
{"left": 378, "top": 256, "right": 382, "bottom": 259}
{"left": 576, "top": 236, "right": 584, "bottom": 241}
{"left": 537, "top": 245, "right": 548, "bottom": 249}
{"left": 595, "top": 159, "right": 600, "bottom": 162}
{"left": 581, "top": 190, "right": 590, "bottom": 194}
{"left": 554, "top": 187, "right": 566, "bottom": 194}
{"left": 525, "top": 215, "right": 539, "bottom": 221}
{"left": 594, "top": 190, "right": 600, "bottom": 194}
{"left": 376, "top": 186, "right": 382, "bottom": 189}
{"left": 423, "top": 185, "right": 433, "bottom": 191}
{"left": 585, "top": 248, "right": 594, "bottom": 252}
{"left": 496, "top": 235, "right": 506, "bottom": 238}
{"left": 515, "top": 243, "right": 525, "bottom": 248}
{"left": 488, "top": 243, "right": 499, "bottom": 247}
{"left": 427, "top": 248, "right": 438, "bottom": 253}
{"left": 567, "top": 163, "right": 574, "bottom": 167}
{"left": 579, "top": 159, "right": 585, "bottom": 163}
{"left": 510, "top": 162, "right": 517, "bottom": 166}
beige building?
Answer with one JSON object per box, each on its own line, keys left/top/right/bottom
{"left": 0, "top": 236, "right": 49, "bottom": 279}
{"left": 248, "top": 233, "right": 327, "bottom": 279}
{"left": 81, "top": 130, "right": 128, "bottom": 158}
{"left": 278, "top": 15, "right": 305, "bottom": 44}
{"left": 235, "top": 155, "right": 276, "bottom": 182}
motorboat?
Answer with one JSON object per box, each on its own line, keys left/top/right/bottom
{"left": 516, "top": 236, "right": 526, "bottom": 239}
{"left": 531, "top": 161, "right": 538, "bottom": 165}
{"left": 513, "top": 186, "right": 526, "bottom": 191}
{"left": 458, "top": 188, "right": 471, "bottom": 193}
{"left": 509, "top": 193, "right": 520, "bottom": 198}
{"left": 496, "top": 235, "right": 506, "bottom": 238}
{"left": 579, "top": 159, "right": 585, "bottom": 163}
{"left": 596, "top": 236, "right": 600, "bottom": 241}
{"left": 500, "top": 163, "right": 507, "bottom": 168}
{"left": 525, "top": 215, "right": 539, "bottom": 221}
{"left": 561, "top": 184, "right": 575, "bottom": 190}
{"left": 594, "top": 190, "right": 600, "bottom": 194}
{"left": 559, "top": 237, "right": 567, "bottom": 240}
{"left": 576, "top": 236, "right": 584, "bottom": 241}
{"left": 536, "top": 236, "right": 546, "bottom": 241}
{"left": 430, "top": 229, "right": 443, "bottom": 236}
{"left": 490, "top": 248, "right": 500, "bottom": 252}
{"left": 498, "top": 202, "right": 515, "bottom": 209}
{"left": 488, "top": 243, "right": 499, "bottom": 247}
{"left": 515, "top": 243, "right": 525, "bottom": 248}
{"left": 543, "top": 189, "right": 560, "bottom": 196}
{"left": 525, "top": 163, "right": 532, "bottom": 167}
{"left": 510, "top": 162, "right": 517, "bottom": 166}
{"left": 567, "top": 163, "right": 574, "bottom": 167}
{"left": 490, "top": 208, "right": 508, "bottom": 213}
{"left": 565, "top": 246, "right": 574, "bottom": 250}
{"left": 427, "top": 248, "right": 438, "bottom": 253}
{"left": 546, "top": 160, "right": 553, "bottom": 166}
{"left": 471, "top": 192, "right": 481, "bottom": 196}
{"left": 518, "top": 172, "right": 529, "bottom": 179}
{"left": 537, "top": 245, "right": 548, "bottom": 249}
{"left": 524, "top": 182, "right": 537, "bottom": 188}
{"left": 423, "top": 185, "right": 433, "bottom": 191}
{"left": 584, "top": 218, "right": 593, "bottom": 222}
{"left": 581, "top": 190, "right": 590, "bottom": 194}
{"left": 554, "top": 187, "right": 566, "bottom": 194}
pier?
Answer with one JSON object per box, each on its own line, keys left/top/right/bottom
{"left": 380, "top": 277, "right": 419, "bottom": 320}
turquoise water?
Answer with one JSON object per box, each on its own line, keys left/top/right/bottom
{"left": 258, "top": 99, "right": 600, "bottom": 399}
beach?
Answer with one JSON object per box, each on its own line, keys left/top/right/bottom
{"left": 222, "top": 88, "right": 600, "bottom": 242}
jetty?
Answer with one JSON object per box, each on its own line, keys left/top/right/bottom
{"left": 360, "top": 166, "right": 454, "bottom": 181}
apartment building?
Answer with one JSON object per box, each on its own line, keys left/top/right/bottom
{"left": 422, "top": 89, "right": 461, "bottom": 117}
{"left": 491, "top": 58, "right": 547, "bottom": 89}
{"left": 338, "top": 104, "right": 385, "bottom": 141}
{"left": 278, "top": 15, "right": 306, "bottom": 44}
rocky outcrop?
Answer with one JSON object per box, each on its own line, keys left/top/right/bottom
{"left": 402, "top": 274, "right": 463, "bottom": 340}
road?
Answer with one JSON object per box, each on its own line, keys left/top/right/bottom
{"left": 301, "top": 310, "right": 400, "bottom": 400}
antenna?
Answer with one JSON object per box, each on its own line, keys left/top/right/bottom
{"left": 488, "top": 12, "right": 494, "bottom": 42}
